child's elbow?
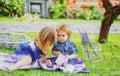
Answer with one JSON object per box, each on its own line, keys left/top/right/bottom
{"left": 52, "top": 51, "right": 60, "bottom": 56}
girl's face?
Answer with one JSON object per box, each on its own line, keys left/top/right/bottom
{"left": 57, "top": 31, "right": 68, "bottom": 43}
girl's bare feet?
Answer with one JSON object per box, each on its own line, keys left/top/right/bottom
{"left": 7, "top": 66, "right": 17, "bottom": 71}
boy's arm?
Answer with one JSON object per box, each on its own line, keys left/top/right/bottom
{"left": 66, "top": 54, "right": 77, "bottom": 59}
{"left": 52, "top": 43, "right": 61, "bottom": 56}
{"left": 67, "top": 43, "right": 78, "bottom": 59}
{"left": 52, "top": 51, "right": 60, "bottom": 56}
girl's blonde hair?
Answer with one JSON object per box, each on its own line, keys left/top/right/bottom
{"left": 56, "top": 24, "right": 72, "bottom": 38}
{"left": 36, "top": 27, "right": 56, "bottom": 55}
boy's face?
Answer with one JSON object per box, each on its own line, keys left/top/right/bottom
{"left": 57, "top": 31, "right": 68, "bottom": 43}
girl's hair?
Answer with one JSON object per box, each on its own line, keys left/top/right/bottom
{"left": 36, "top": 27, "right": 56, "bottom": 55}
{"left": 56, "top": 24, "right": 72, "bottom": 38}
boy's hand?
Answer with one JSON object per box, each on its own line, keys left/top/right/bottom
{"left": 63, "top": 62, "right": 68, "bottom": 67}
{"left": 65, "top": 55, "right": 69, "bottom": 60}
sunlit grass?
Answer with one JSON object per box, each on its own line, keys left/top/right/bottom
{"left": 0, "top": 33, "right": 120, "bottom": 76}
{"left": 0, "top": 16, "right": 20, "bottom": 22}
{"left": 0, "top": 16, "right": 120, "bottom": 24}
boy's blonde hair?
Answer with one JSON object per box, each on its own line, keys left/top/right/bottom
{"left": 56, "top": 24, "right": 72, "bottom": 38}
{"left": 36, "top": 27, "right": 56, "bottom": 55}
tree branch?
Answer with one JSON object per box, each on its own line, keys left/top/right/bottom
{"left": 102, "top": 0, "right": 112, "bottom": 10}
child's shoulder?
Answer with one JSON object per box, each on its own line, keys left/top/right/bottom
{"left": 53, "top": 41, "right": 59, "bottom": 45}
{"left": 67, "top": 40, "right": 76, "bottom": 45}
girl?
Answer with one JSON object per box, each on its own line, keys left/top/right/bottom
{"left": 7, "top": 27, "right": 57, "bottom": 71}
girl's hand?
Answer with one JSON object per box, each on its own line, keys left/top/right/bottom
{"left": 45, "top": 59, "right": 52, "bottom": 67}
{"left": 40, "top": 55, "right": 47, "bottom": 62}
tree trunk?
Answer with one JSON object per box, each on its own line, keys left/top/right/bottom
{"left": 99, "top": 0, "right": 120, "bottom": 43}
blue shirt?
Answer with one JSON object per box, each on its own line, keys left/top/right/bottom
{"left": 52, "top": 39, "right": 78, "bottom": 55}
{"left": 52, "top": 39, "right": 78, "bottom": 65}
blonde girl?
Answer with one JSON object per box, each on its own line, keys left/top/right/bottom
{"left": 8, "top": 27, "right": 57, "bottom": 71}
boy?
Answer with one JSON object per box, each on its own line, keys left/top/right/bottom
{"left": 52, "top": 24, "right": 78, "bottom": 67}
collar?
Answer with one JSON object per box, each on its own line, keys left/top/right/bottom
{"left": 58, "top": 39, "right": 70, "bottom": 45}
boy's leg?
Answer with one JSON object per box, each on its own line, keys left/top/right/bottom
{"left": 7, "top": 55, "right": 32, "bottom": 71}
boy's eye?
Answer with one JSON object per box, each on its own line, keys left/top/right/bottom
{"left": 57, "top": 35, "right": 60, "bottom": 37}
{"left": 62, "top": 35, "right": 65, "bottom": 37}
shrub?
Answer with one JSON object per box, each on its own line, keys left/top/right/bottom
{"left": 80, "top": 6, "right": 103, "bottom": 20}
{"left": 80, "top": 9, "right": 92, "bottom": 20}
{"left": 90, "top": 6, "right": 103, "bottom": 20}
{"left": 49, "top": 0, "right": 67, "bottom": 19}
{"left": 0, "top": 0, "right": 25, "bottom": 16}
{"left": 72, "top": 9, "right": 83, "bottom": 19}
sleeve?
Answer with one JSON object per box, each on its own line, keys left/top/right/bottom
{"left": 52, "top": 43, "right": 59, "bottom": 52}
{"left": 33, "top": 47, "right": 42, "bottom": 61}
{"left": 69, "top": 43, "right": 78, "bottom": 54}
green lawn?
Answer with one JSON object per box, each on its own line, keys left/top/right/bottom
{"left": 0, "top": 16, "right": 120, "bottom": 24}
{"left": 0, "top": 16, "right": 20, "bottom": 22}
{"left": 0, "top": 33, "right": 120, "bottom": 76}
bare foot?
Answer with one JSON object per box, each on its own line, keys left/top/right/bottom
{"left": 7, "top": 66, "right": 16, "bottom": 71}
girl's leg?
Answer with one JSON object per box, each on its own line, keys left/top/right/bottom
{"left": 7, "top": 55, "right": 32, "bottom": 71}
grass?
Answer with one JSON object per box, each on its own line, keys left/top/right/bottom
{"left": 0, "top": 16, "right": 20, "bottom": 22}
{"left": 0, "top": 16, "right": 120, "bottom": 24}
{"left": 0, "top": 16, "right": 120, "bottom": 75}
{"left": 0, "top": 33, "right": 120, "bottom": 76}
{"left": 38, "top": 19, "right": 120, "bottom": 24}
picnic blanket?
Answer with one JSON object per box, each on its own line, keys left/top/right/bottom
{"left": 0, "top": 52, "right": 89, "bottom": 73}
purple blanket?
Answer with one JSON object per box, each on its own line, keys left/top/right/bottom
{"left": 0, "top": 53, "right": 88, "bottom": 73}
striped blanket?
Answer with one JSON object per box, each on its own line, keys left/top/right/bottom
{"left": 0, "top": 53, "right": 89, "bottom": 73}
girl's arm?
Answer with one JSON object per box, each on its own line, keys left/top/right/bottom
{"left": 40, "top": 54, "right": 47, "bottom": 62}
